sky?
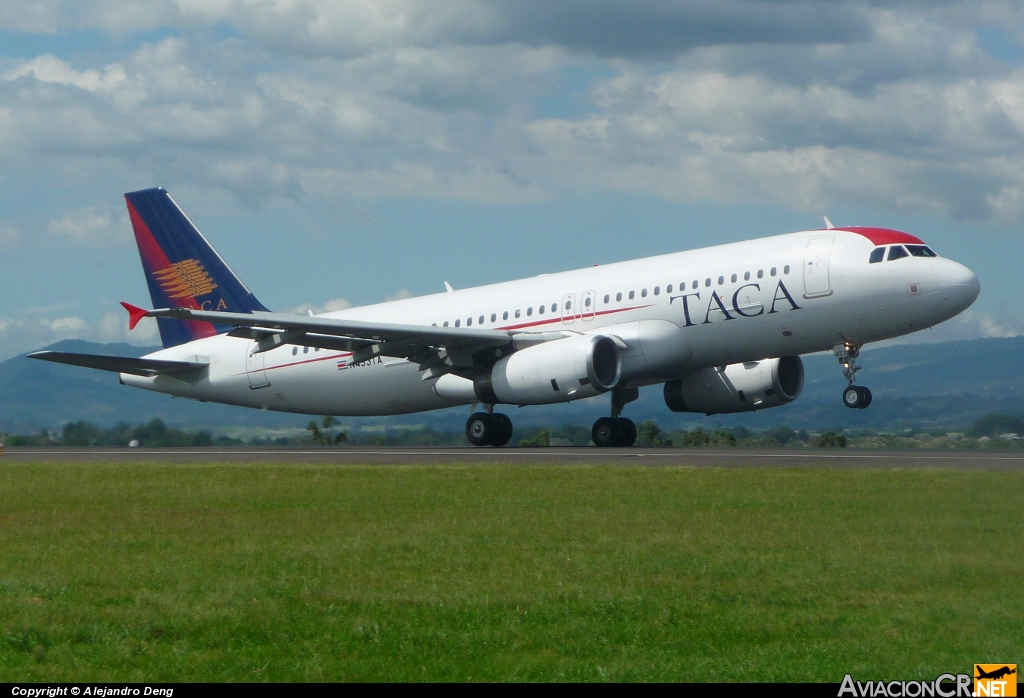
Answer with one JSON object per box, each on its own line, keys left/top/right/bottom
{"left": 2, "top": 0, "right": 1024, "bottom": 359}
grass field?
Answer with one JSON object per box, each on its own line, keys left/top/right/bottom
{"left": 0, "top": 462, "right": 1020, "bottom": 681}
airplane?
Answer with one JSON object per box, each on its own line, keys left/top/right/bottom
{"left": 29, "top": 188, "right": 980, "bottom": 447}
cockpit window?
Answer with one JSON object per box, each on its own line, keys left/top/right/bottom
{"left": 869, "top": 247, "right": 885, "bottom": 264}
{"left": 887, "top": 245, "right": 909, "bottom": 261}
{"left": 906, "top": 244, "right": 937, "bottom": 258}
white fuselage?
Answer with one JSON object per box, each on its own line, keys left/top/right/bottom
{"left": 121, "top": 229, "right": 979, "bottom": 416}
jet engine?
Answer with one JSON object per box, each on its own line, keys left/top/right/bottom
{"left": 663, "top": 356, "right": 804, "bottom": 415}
{"left": 434, "top": 334, "right": 621, "bottom": 405}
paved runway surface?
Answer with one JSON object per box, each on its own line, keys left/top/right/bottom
{"left": 1, "top": 447, "right": 1022, "bottom": 469}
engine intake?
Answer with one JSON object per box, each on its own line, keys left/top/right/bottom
{"left": 435, "top": 334, "right": 621, "bottom": 405}
{"left": 664, "top": 356, "right": 804, "bottom": 415}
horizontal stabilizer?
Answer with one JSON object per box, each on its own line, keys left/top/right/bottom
{"left": 27, "top": 351, "right": 209, "bottom": 377}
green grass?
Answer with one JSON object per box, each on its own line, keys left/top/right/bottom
{"left": 0, "top": 462, "right": 1020, "bottom": 681}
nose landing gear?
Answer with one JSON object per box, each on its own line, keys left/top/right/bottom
{"left": 466, "top": 410, "right": 514, "bottom": 447}
{"left": 834, "top": 342, "right": 872, "bottom": 409}
{"left": 592, "top": 387, "right": 639, "bottom": 447}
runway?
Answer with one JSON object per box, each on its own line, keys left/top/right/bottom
{"left": 2, "top": 447, "right": 1023, "bottom": 469}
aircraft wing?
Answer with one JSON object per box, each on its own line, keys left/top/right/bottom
{"left": 27, "top": 351, "right": 209, "bottom": 377}
{"left": 127, "top": 303, "right": 533, "bottom": 379}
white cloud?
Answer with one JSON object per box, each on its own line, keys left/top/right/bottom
{"left": 384, "top": 288, "right": 413, "bottom": 302}
{"left": 2, "top": 2, "right": 1024, "bottom": 222}
{"left": 46, "top": 206, "right": 131, "bottom": 246}
{"left": 288, "top": 298, "right": 353, "bottom": 316}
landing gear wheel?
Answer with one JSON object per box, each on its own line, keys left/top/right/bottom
{"left": 592, "top": 416, "right": 622, "bottom": 447}
{"left": 466, "top": 412, "right": 498, "bottom": 446}
{"left": 843, "top": 385, "right": 872, "bottom": 409}
{"left": 617, "top": 418, "right": 637, "bottom": 447}
{"left": 491, "top": 413, "right": 513, "bottom": 447}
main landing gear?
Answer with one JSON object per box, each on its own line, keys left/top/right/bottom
{"left": 592, "top": 387, "right": 639, "bottom": 447}
{"left": 834, "top": 342, "right": 872, "bottom": 409}
{"left": 466, "top": 410, "right": 513, "bottom": 447}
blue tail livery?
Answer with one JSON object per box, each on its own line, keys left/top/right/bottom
{"left": 124, "top": 187, "right": 269, "bottom": 348}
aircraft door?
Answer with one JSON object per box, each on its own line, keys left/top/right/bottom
{"left": 246, "top": 341, "right": 270, "bottom": 389}
{"left": 561, "top": 293, "right": 576, "bottom": 324}
{"left": 803, "top": 236, "right": 834, "bottom": 298}
{"left": 581, "top": 290, "right": 596, "bottom": 321}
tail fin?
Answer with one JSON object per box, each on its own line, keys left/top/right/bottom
{"left": 124, "top": 187, "right": 269, "bottom": 348}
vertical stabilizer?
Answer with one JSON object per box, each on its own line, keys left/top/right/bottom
{"left": 124, "top": 187, "right": 268, "bottom": 348}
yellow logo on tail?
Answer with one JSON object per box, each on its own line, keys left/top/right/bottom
{"left": 154, "top": 259, "right": 218, "bottom": 299}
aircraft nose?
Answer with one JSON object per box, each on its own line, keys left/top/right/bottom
{"left": 938, "top": 260, "right": 980, "bottom": 310}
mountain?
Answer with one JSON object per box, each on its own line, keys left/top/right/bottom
{"left": 2, "top": 337, "right": 1023, "bottom": 434}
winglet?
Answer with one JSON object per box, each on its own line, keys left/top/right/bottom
{"left": 444, "top": 281, "right": 454, "bottom": 293}
{"left": 824, "top": 216, "right": 835, "bottom": 230}
{"left": 120, "top": 302, "right": 150, "bottom": 330}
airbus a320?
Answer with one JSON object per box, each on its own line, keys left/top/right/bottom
{"left": 30, "top": 188, "right": 980, "bottom": 447}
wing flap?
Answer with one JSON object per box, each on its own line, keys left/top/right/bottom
{"left": 148, "top": 307, "right": 511, "bottom": 350}
{"left": 27, "top": 351, "right": 209, "bottom": 377}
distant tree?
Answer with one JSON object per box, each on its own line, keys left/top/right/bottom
{"left": 307, "top": 416, "right": 347, "bottom": 445}
{"left": 709, "top": 428, "right": 736, "bottom": 446}
{"left": 520, "top": 430, "right": 551, "bottom": 447}
{"left": 731, "top": 426, "right": 751, "bottom": 440}
{"left": 637, "top": 421, "right": 671, "bottom": 446}
{"left": 817, "top": 430, "right": 847, "bottom": 448}
{"left": 765, "top": 425, "right": 798, "bottom": 445}
{"left": 967, "top": 414, "right": 1024, "bottom": 438}
{"left": 680, "top": 427, "right": 710, "bottom": 447}
{"left": 62, "top": 421, "right": 100, "bottom": 447}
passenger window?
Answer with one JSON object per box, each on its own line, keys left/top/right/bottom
{"left": 757, "top": 269, "right": 763, "bottom": 278}
{"left": 432, "top": 323, "right": 437, "bottom": 327}
{"left": 744, "top": 271, "right": 750, "bottom": 281}
{"left": 693, "top": 280, "right": 698, "bottom": 289}
{"left": 616, "top": 292, "right": 622, "bottom": 301}
{"left": 629, "top": 290, "right": 635, "bottom": 299}
{"left": 731, "top": 274, "right": 737, "bottom": 283}
{"left": 667, "top": 284, "right": 673, "bottom": 293}
{"left": 604, "top": 294, "right": 610, "bottom": 303}
{"left": 292, "top": 347, "right": 297, "bottom": 355}
{"left": 503, "top": 311, "right": 508, "bottom": 320}
{"left": 552, "top": 303, "right": 557, "bottom": 312}
{"left": 479, "top": 315, "right": 484, "bottom": 324}
{"left": 888, "top": 245, "right": 909, "bottom": 261}
{"left": 455, "top": 319, "right": 460, "bottom": 327}
{"left": 784, "top": 265, "right": 790, "bottom": 274}
{"left": 585, "top": 296, "right": 591, "bottom": 307}
{"left": 527, "top": 307, "right": 533, "bottom": 316}
{"left": 515, "top": 310, "right": 521, "bottom": 318}
{"left": 444, "top": 321, "right": 449, "bottom": 327}
{"left": 490, "top": 313, "right": 496, "bottom": 322}
{"left": 654, "top": 286, "right": 660, "bottom": 295}
{"left": 539, "top": 305, "right": 545, "bottom": 315}
{"left": 641, "top": 289, "right": 647, "bottom": 297}
{"left": 303, "top": 347, "right": 309, "bottom": 354}
{"left": 869, "top": 247, "right": 885, "bottom": 264}
{"left": 705, "top": 278, "right": 711, "bottom": 287}
{"left": 718, "top": 276, "right": 724, "bottom": 285}
{"left": 906, "top": 245, "right": 937, "bottom": 258}
{"left": 467, "top": 317, "right": 472, "bottom": 326}
{"left": 771, "top": 267, "right": 777, "bottom": 276}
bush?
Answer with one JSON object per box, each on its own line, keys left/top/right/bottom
{"left": 520, "top": 430, "right": 551, "bottom": 447}
{"left": 817, "top": 431, "right": 847, "bottom": 448}
{"left": 967, "top": 414, "right": 1024, "bottom": 439}
{"left": 637, "top": 421, "right": 672, "bottom": 447}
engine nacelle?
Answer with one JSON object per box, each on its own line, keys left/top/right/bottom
{"left": 434, "top": 334, "right": 621, "bottom": 405}
{"left": 663, "top": 356, "right": 804, "bottom": 415}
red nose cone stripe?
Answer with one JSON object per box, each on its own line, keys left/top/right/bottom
{"left": 835, "top": 227, "right": 925, "bottom": 245}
